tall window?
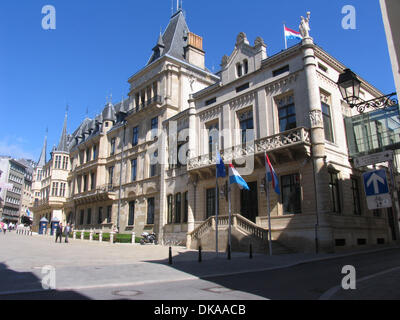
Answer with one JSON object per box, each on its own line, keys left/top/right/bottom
{"left": 110, "top": 138, "right": 116, "bottom": 156}
{"left": 132, "top": 126, "right": 139, "bottom": 146}
{"left": 128, "top": 201, "right": 135, "bottom": 226}
{"left": 321, "top": 93, "right": 334, "bottom": 142}
{"left": 59, "top": 183, "right": 66, "bottom": 197}
{"left": 278, "top": 95, "right": 296, "bottom": 132}
{"left": 80, "top": 210, "right": 84, "bottom": 225}
{"left": 351, "top": 177, "right": 361, "bottom": 216}
{"left": 147, "top": 197, "right": 155, "bottom": 225}
{"left": 90, "top": 172, "right": 96, "bottom": 190}
{"left": 236, "top": 63, "right": 243, "bottom": 77}
{"left": 151, "top": 117, "right": 158, "bottom": 139}
{"left": 108, "top": 166, "right": 114, "bottom": 186}
{"left": 83, "top": 174, "right": 88, "bottom": 192}
{"left": 150, "top": 151, "right": 158, "bottom": 177}
{"left": 167, "top": 195, "right": 173, "bottom": 224}
{"left": 239, "top": 110, "right": 254, "bottom": 145}
{"left": 175, "top": 193, "right": 181, "bottom": 223}
{"left": 281, "top": 173, "right": 301, "bottom": 214}
{"left": 183, "top": 191, "right": 188, "bottom": 223}
{"left": 62, "top": 156, "right": 68, "bottom": 170}
{"left": 131, "top": 159, "right": 137, "bottom": 182}
{"left": 206, "top": 188, "right": 216, "bottom": 218}
{"left": 87, "top": 208, "right": 92, "bottom": 225}
{"left": 206, "top": 122, "right": 219, "bottom": 154}
{"left": 86, "top": 148, "right": 91, "bottom": 163}
{"left": 107, "top": 206, "right": 112, "bottom": 223}
{"left": 329, "top": 172, "right": 341, "bottom": 213}
{"left": 51, "top": 182, "right": 58, "bottom": 196}
{"left": 92, "top": 145, "right": 97, "bottom": 160}
{"left": 55, "top": 156, "right": 61, "bottom": 169}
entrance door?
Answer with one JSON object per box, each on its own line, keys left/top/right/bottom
{"left": 240, "top": 181, "right": 258, "bottom": 222}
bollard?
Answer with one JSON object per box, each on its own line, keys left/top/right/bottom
{"left": 132, "top": 232, "right": 136, "bottom": 244}
{"left": 198, "top": 246, "right": 202, "bottom": 263}
{"left": 99, "top": 231, "right": 103, "bottom": 243}
{"left": 73, "top": 231, "right": 76, "bottom": 240}
{"left": 249, "top": 243, "right": 253, "bottom": 259}
{"left": 110, "top": 232, "right": 114, "bottom": 244}
{"left": 89, "top": 229, "right": 94, "bottom": 242}
{"left": 168, "top": 247, "right": 172, "bottom": 265}
{"left": 227, "top": 244, "right": 231, "bottom": 260}
{"left": 81, "top": 230, "right": 84, "bottom": 240}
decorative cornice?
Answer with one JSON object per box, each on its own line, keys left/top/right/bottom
{"left": 198, "top": 105, "right": 223, "bottom": 122}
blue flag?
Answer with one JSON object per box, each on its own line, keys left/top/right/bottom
{"left": 216, "top": 152, "right": 226, "bottom": 178}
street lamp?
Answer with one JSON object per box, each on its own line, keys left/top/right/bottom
{"left": 337, "top": 68, "right": 397, "bottom": 113}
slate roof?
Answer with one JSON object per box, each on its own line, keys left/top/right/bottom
{"left": 37, "top": 135, "right": 47, "bottom": 167}
{"left": 57, "top": 113, "right": 69, "bottom": 152}
{"left": 148, "top": 10, "right": 189, "bottom": 65}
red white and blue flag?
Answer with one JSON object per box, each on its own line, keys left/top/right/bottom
{"left": 265, "top": 154, "right": 280, "bottom": 195}
{"left": 284, "top": 26, "right": 302, "bottom": 41}
{"left": 229, "top": 164, "right": 250, "bottom": 190}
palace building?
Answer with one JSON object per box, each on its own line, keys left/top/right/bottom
{"left": 31, "top": 9, "right": 398, "bottom": 253}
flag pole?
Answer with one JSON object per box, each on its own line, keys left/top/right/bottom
{"left": 284, "top": 23, "right": 287, "bottom": 50}
{"left": 228, "top": 180, "right": 232, "bottom": 260}
{"left": 265, "top": 152, "right": 273, "bottom": 256}
{"left": 215, "top": 145, "right": 219, "bottom": 257}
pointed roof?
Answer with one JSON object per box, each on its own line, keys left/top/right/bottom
{"left": 148, "top": 10, "right": 189, "bottom": 65}
{"left": 37, "top": 134, "right": 47, "bottom": 167}
{"left": 57, "top": 112, "right": 69, "bottom": 152}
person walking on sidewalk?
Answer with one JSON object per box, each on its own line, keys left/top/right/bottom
{"left": 3, "top": 223, "right": 8, "bottom": 235}
{"left": 64, "top": 224, "right": 70, "bottom": 243}
{"left": 55, "top": 223, "right": 63, "bottom": 243}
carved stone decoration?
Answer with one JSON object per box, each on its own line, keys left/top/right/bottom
{"left": 254, "top": 36, "right": 265, "bottom": 47}
{"left": 229, "top": 92, "right": 255, "bottom": 111}
{"left": 236, "top": 32, "right": 248, "bottom": 46}
{"left": 308, "top": 109, "right": 323, "bottom": 128}
{"left": 221, "top": 55, "right": 229, "bottom": 68}
{"left": 299, "top": 11, "right": 311, "bottom": 38}
{"left": 199, "top": 105, "right": 222, "bottom": 122}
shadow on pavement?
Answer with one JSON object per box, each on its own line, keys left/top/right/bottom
{"left": 0, "top": 263, "right": 91, "bottom": 300}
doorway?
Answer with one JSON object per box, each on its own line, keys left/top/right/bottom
{"left": 240, "top": 181, "right": 258, "bottom": 222}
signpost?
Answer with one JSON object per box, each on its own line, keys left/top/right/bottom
{"left": 354, "top": 150, "right": 394, "bottom": 168}
{"left": 362, "top": 169, "right": 392, "bottom": 210}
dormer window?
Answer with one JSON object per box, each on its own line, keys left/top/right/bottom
{"left": 243, "top": 59, "right": 249, "bottom": 75}
{"left": 236, "top": 63, "right": 243, "bottom": 78}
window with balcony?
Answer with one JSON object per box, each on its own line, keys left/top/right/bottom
{"left": 59, "top": 183, "right": 66, "bottom": 197}
{"left": 277, "top": 95, "right": 296, "bottom": 132}
{"left": 206, "top": 122, "right": 219, "bottom": 155}
{"left": 108, "top": 166, "right": 114, "bottom": 186}
{"left": 90, "top": 172, "right": 96, "bottom": 190}
{"left": 83, "top": 175, "right": 88, "bottom": 192}
{"left": 281, "top": 173, "right": 301, "bottom": 214}
{"left": 147, "top": 197, "right": 155, "bottom": 225}
{"left": 239, "top": 110, "right": 254, "bottom": 145}
{"left": 80, "top": 210, "right": 84, "bottom": 225}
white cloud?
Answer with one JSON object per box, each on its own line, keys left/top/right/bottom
{"left": 0, "top": 137, "right": 36, "bottom": 161}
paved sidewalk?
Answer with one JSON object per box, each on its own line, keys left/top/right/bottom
{"left": 0, "top": 232, "right": 397, "bottom": 295}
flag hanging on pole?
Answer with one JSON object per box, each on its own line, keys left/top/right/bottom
{"left": 265, "top": 154, "right": 280, "bottom": 195}
{"left": 229, "top": 164, "right": 250, "bottom": 190}
{"left": 284, "top": 25, "right": 303, "bottom": 41}
{"left": 216, "top": 152, "right": 226, "bottom": 178}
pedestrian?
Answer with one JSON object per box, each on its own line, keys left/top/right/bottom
{"left": 55, "top": 223, "right": 63, "bottom": 243}
{"left": 3, "top": 223, "right": 8, "bottom": 235}
{"left": 64, "top": 223, "right": 70, "bottom": 243}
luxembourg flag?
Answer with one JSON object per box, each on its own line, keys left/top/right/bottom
{"left": 229, "top": 164, "right": 250, "bottom": 190}
{"left": 265, "top": 154, "right": 280, "bottom": 195}
{"left": 284, "top": 25, "right": 302, "bottom": 41}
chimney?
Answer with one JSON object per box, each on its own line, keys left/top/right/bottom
{"left": 185, "top": 32, "right": 205, "bottom": 69}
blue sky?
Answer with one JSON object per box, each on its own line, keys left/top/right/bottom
{"left": 0, "top": 0, "right": 395, "bottom": 162}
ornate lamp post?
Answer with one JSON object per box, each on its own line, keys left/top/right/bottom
{"left": 337, "top": 69, "right": 397, "bottom": 113}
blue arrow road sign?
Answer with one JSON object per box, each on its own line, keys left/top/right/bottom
{"left": 363, "top": 169, "right": 389, "bottom": 197}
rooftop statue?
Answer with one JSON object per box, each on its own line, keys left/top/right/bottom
{"left": 299, "top": 11, "right": 311, "bottom": 38}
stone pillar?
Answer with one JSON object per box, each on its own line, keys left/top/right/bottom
{"left": 110, "top": 232, "right": 114, "bottom": 244}
{"left": 99, "top": 231, "right": 103, "bottom": 243}
{"left": 302, "top": 36, "right": 331, "bottom": 251}
{"left": 131, "top": 231, "right": 136, "bottom": 244}
{"left": 81, "top": 230, "right": 84, "bottom": 240}
{"left": 89, "top": 229, "right": 93, "bottom": 242}
{"left": 157, "top": 124, "right": 168, "bottom": 244}
{"left": 73, "top": 231, "right": 76, "bottom": 240}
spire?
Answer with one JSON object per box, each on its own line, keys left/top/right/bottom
{"left": 57, "top": 110, "right": 69, "bottom": 152}
{"left": 37, "top": 131, "right": 47, "bottom": 167}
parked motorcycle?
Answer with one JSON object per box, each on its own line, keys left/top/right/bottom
{"left": 140, "top": 232, "right": 157, "bottom": 245}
